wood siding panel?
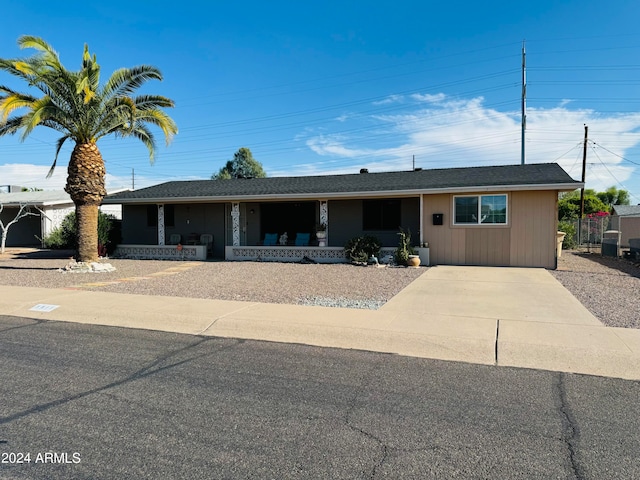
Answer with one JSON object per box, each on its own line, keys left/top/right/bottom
{"left": 424, "top": 191, "right": 557, "bottom": 267}
{"left": 422, "top": 194, "right": 466, "bottom": 265}
{"left": 509, "top": 191, "right": 557, "bottom": 268}
{"left": 465, "top": 228, "right": 510, "bottom": 266}
{"left": 619, "top": 217, "right": 640, "bottom": 248}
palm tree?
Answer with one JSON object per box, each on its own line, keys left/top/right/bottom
{"left": 0, "top": 36, "right": 177, "bottom": 262}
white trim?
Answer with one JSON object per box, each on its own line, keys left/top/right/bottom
{"left": 453, "top": 193, "right": 509, "bottom": 226}
{"left": 115, "top": 244, "right": 206, "bottom": 260}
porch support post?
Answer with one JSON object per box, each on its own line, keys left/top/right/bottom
{"left": 157, "top": 204, "right": 165, "bottom": 245}
{"left": 318, "top": 200, "right": 329, "bottom": 247}
{"left": 319, "top": 200, "right": 328, "bottom": 235}
{"left": 419, "top": 195, "right": 424, "bottom": 245}
{"left": 231, "top": 202, "right": 241, "bottom": 246}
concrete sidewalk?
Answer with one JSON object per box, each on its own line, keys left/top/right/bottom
{"left": 0, "top": 266, "right": 638, "bottom": 380}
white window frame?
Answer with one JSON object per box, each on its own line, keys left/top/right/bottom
{"left": 453, "top": 194, "right": 508, "bottom": 226}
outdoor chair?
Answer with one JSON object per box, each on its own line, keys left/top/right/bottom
{"left": 200, "top": 233, "right": 213, "bottom": 256}
{"left": 262, "top": 233, "right": 278, "bottom": 246}
{"left": 294, "top": 233, "right": 310, "bottom": 246}
{"left": 169, "top": 233, "right": 182, "bottom": 245}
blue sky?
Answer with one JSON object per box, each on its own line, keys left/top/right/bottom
{"left": 1, "top": 0, "right": 640, "bottom": 202}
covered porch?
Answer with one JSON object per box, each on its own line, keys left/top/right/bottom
{"left": 115, "top": 196, "right": 421, "bottom": 263}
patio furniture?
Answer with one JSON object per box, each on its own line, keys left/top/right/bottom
{"left": 262, "top": 233, "right": 278, "bottom": 246}
{"left": 169, "top": 233, "right": 182, "bottom": 245}
{"left": 187, "top": 232, "right": 199, "bottom": 245}
{"left": 200, "top": 233, "right": 213, "bottom": 256}
{"left": 295, "top": 233, "right": 310, "bottom": 246}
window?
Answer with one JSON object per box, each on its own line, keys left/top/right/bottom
{"left": 363, "top": 199, "right": 401, "bottom": 230}
{"left": 454, "top": 194, "right": 507, "bottom": 225}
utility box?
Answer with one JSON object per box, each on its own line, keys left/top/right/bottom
{"left": 433, "top": 213, "right": 443, "bottom": 225}
{"left": 601, "top": 230, "right": 620, "bottom": 257}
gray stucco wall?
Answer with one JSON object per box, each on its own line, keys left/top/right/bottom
{"left": 121, "top": 203, "right": 226, "bottom": 258}
{"left": 121, "top": 205, "right": 157, "bottom": 245}
{"left": 167, "top": 203, "right": 226, "bottom": 258}
{"left": 327, "top": 197, "right": 420, "bottom": 247}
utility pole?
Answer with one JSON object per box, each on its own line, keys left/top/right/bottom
{"left": 131, "top": 168, "right": 135, "bottom": 190}
{"left": 521, "top": 40, "right": 527, "bottom": 165}
{"left": 578, "top": 124, "right": 588, "bottom": 245}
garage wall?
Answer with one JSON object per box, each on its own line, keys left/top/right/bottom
{"left": 422, "top": 190, "right": 558, "bottom": 268}
{"left": 509, "top": 190, "right": 557, "bottom": 268}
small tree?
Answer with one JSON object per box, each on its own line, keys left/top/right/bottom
{"left": 0, "top": 203, "right": 42, "bottom": 253}
{"left": 212, "top": 147, "right": 266, "bottom": 179}
{"left": 596, "top": 186, "right": 631, "bottom": 208}
{"left": 558, "top": 189, "right": 608, "bottom": 220}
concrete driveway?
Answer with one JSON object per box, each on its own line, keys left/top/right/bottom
{"left": 0, "top": 265, "right": 638, "bottom": 380}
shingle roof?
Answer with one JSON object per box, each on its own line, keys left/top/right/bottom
{"left": 0, "top": 190, "right": 73, "bottom": 206}
{"left": 612, "top": 205, "right": 640, "bottom": 217}
{"left": 104, "top": 163, "right": 581, "bottom": 204}
{"left": 0, "top": 189, "right": 129, "bottom": 207}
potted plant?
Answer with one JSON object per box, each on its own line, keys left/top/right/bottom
{"left": 315, "top": 223, "right": 327, "bottom": 246}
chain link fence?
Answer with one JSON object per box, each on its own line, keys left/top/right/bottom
{"left": 561, "top": 215, "right": 612, "bottom": 249}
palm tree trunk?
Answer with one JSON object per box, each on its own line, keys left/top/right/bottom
{"left": 65, "top": 142, "right": 107, "bottom": 263}
{"left": 75, "top": 203, "right": 100, "bottom": 261}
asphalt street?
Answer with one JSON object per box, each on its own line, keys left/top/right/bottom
{"left": 0, "top": 315, "right": 639, "bottom": 479}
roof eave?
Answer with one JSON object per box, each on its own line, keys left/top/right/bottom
{"left": 102, "top": 181, "right": 583, "bottom": 204}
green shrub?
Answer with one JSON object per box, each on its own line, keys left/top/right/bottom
{"left": 558, "top": 220, "right": 577, "bottom": 250}
{"left": 43, "top": 211, "right": 121, "bottom": 255}
{"left": 394, "top": 228, "right": 415, "bottom": 265}
{"left": 344, "top": 235, "right": 381, "bottom": 263}
{"left": 43, "top": 212, "right": 77, "bottom": 249}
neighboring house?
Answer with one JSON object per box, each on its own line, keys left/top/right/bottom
{"left": 0, "top": 185, "right": 25, "bottom": 193}
{"left": 610, "top": 205, "right": 640, "bottom": 248}
{"left": 0, "top": 190, "right": 124, "bottom": 247}
{"left": 103, "top": 163, "right": 581, "bottom": 268}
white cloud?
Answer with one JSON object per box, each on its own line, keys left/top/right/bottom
{"left": 301, "top": 94, "right": 640, "bottom": 197}
{"left": 372, "top": 94, "right": 404, "bottom": 106}
{"left": 0, "top": 164, "right": 67, "bottom": 191}
{"left": 410, "top": 93, "right": 447, "bottom": 104}
{"left": 0, "top": 163, "right": 168, "bottom": 193}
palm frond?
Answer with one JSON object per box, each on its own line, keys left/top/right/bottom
{"left": 129, "top": 124, "right": 157, "bottom": 163}
{"left": 102, "top": 65, "right": 162, "bottom": 100}
{"left": 132, "top": 94, "right": 175, "bottom": 110}
{"left": 0, "top": 91, "right": 36, "bottom": 123}
{"left": 47, "top": 135, "right": 71, "bottom": 178}
{"left": 17, "top": 36, "right": 63, "bottom": 71}
{"left": 135, "top": 109, "right": 178, "bottom": 144}
{"left": 0, "top": 116, "right": 23, "bottom": 136}
{"left": 0, "top": 36, "right": 177, "bottom": 162}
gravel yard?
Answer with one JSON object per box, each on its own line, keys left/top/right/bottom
{"left": 552, "top": 251, "right": 640, "bottom": 329}
{"left": 0, "top": 249, "right": 425, "bottom": 309}
{"left": 1, "top": 249, "right": 638, "bottom": 325}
